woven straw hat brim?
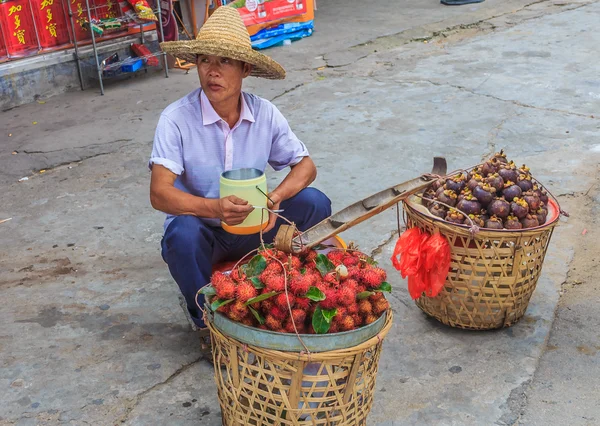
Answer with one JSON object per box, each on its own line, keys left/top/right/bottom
{"left": 160, "top": 40, "right": 286, "bottom": 80}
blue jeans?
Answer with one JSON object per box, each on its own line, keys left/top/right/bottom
{"left": 161, "top": 187, "right": 332, "bottom": 328}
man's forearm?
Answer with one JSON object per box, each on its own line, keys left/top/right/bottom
{"left": 269, "top": 157, "right": 317, "bottom": 205}
{"left": 151, "top": 183, "right": 218, "bottom": 218}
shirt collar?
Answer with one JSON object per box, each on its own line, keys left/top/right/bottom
{"left": 200, "top": 90, "right": 255, "bottom": 126}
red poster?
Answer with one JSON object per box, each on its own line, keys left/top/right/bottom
{"left": 32, "top": 0, "right": 71, "bottom": 49}
{"left": 93, "top": 0, "right": 121, "bottom": 20}
{"left": 0, "top": 23, "right": 7, "bottom": 59}
{"left": 66, "top": 0, "right": 91, "bottom": 41}
{"left": 231, "top": 0, "right": 306, "bottom": 27}
{"left": 0, "top": 0, "right": 39, "bottom": 57}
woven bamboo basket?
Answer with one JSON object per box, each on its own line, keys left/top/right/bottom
{"left": 206, "top": 309, "right": 393, "bottom": 426}
{"left": 403, "top": 195, "right": 560, "bottom": 330}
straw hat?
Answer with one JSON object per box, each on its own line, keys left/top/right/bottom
{"left": 160, "top": 6, "right": 286, "bottom": 80}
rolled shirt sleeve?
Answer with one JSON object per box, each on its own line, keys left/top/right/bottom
{"left": 149, "top": 114, "right": 185, "bottom": 175}
{"left": 268, "top": 104, "right": 309, "bottom": 171}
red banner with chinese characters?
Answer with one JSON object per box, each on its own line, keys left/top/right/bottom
{"left": 93, "top": 0, "right": 121, "bottom": 20}
{"left": 32, "top": 0, "right": 70, "bottom": 49}
{"left": 0, "top": 24, "right": 7, "bottom": 59}
{"left": 67, "top": 0, "right": 91, "bottom": 41}
{"left": 0, "top": 0, "right": 39, "bottom": 57}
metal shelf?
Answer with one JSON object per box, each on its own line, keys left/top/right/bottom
{"left": 67, "top": 0, "right": 169, "bottom": 95}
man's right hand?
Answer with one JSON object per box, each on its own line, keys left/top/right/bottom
{"left": 216, "top": 195, "right": 254, "bottom": 225}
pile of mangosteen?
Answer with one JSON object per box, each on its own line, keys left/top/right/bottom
{"left": 423, "top": 151, "right": 550, "bottom": 230}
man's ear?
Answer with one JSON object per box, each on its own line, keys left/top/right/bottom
{"left": 243, "top": 62, "right": 253, "bottom": 78}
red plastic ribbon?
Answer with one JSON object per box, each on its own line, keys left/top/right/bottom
{"left": 391, "top": 228, "right": 451, "bottom": 300}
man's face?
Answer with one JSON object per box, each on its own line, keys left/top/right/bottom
{"left": 197, "top": 55, "right": 252, "bottom": 105}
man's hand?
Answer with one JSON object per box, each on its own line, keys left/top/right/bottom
{"left": 262, "top": 192, "right": 282, "bottom": 233}
{"left": 217, "top": 195, "right": 254, "bottom": 226}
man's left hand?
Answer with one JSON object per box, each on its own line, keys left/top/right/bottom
{"left": 263, "top": 193, "right": 282, "bottom": 233}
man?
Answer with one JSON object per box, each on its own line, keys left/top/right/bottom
{"left": 149, "top": 6, "right": 332, "bottom": 333}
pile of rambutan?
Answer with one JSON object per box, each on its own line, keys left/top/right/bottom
{"left": 201, "top": 246, "right": 391, "bottom": 334}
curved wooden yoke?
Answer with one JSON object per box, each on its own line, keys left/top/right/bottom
{"left": 275, "top": 157, "right": 448, "bottom": 253}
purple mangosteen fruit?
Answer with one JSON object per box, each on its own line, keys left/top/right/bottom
{"left": 445, "top": 174, "right": 467, "bottom": 193}
{"left": 472, "top": 183, "right": 495, "bottom": 206}
{"left": 504, "top": 214, "right": 523, "bottom": 230}
{"left": 468, "top": 214, "right": 485, "bottom": 227}
{"left": 484, "top": 215, "right": 504, "bottom": 230}
{"left": 445, "top": 210, "right": 465, "bottom": 224}
{"left": 485, "top": 173, "right": 505, "bottom": 192}
{"left": 534, "top": 207, "right": 548, "bottom": 224}
{"left": 467, "top": 173, "right": 484, "bottom": 191}
{"left": 456, "top": 194, "right": 482, "bottom": 216}
{"left": 481, "top": 158, "right": 500, "bottom": 176}
{"left": 510, "top": 198, "right": 529, "bottom": 219}
{"left": 498, "top": 162, "right": 519, "bottom": 183}
{"left": 516, "top": 174, "right": 533, "bottom": 192}
{"left": 487, "top": 197, "right": 511, "bottom": 218}
{"left": 502, "top": 181, "right": 522, "bottom": 201}
{"left": 429, "top": 203, "right": 447, "bottom": 219}
{"left": 522, "top": 191, "right": 541, "bottom": 211}
{"left": 438, "top": 189, "right": 458, "bottom": 207}
{"left": 521, "top": 214, "right": 540, "bottom": 229}
{"left": 518, "top": 164, "right": 531, "bottom": 176}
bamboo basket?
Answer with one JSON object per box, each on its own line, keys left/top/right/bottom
{"left": 206, "top": 309, "right": 393, "bottom": 426}
{"left": 403, "top": 195, "right": 560, "bottom": 330}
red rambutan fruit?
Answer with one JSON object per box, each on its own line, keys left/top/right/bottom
{"left": 258, "top": 324, "right": 268, "bottom": 330}
{"left": 212, "top": 273, "right": 236, "bottom": 300}
{"left": 357, "top": 284, "right": 367, "bottom": 294}
{"left": 326, "top": 250, "right": 345, "bottom": 265}
{"left": 304, "top": 250, "right": 318, "bottom": 263}
{"left": 320, "top": 289, "right": 339, "bottom": 310}
{"left": 361, "top": 268, "right": 383, "bottom": 289}
{"left": 265, "top": 315, "right": 281, "bottom": 331}
{"left": 294, "top": 297, "right": 311, "bottom": 310}
{"left": 347, "top": 302, "right": 359, "bottom": 315}
{"left": 329, "top": 322, "right": 340, "bottom": 333}
{"left": 290, "top": 275, "right": 311, "bottom": 296}
{"left": 236, "top": 281, "right": 258, "bottom": 302}
{"left": 343, "top": 278, "right": 359, "bottom": 291}
{"left": 323, "top": 272, "right": 338, "bottom": 286}
{"left": 291, "top": 309, "right": 307, "bottom": 325}
{"left": 365, "top": 314, "right": 378, "bottom": 325}
{"left": 340, "top": 316, "right": 355, "bottom": 331}
{"left": 270, "top": 306, "right": 288, "bottom": 321}
{"left": 262, "top": 299, "right": 274, "bottom": 311}
{"left": 338, "top": 286, "right": 356, "bottom": 306}
{"left": 265, "top": 274, "right": 286, "bottom": 292}
{"left": 275, "top": 293, "right": 296, "bottom": 310}
{"left": 216, "top": 302, "right": 231, "bottom": 314}
{"left": 358, "top": 300, "right": 373, "bottom": 316}
{"left": 342, "top": 254, "right": 360, "bottom": 267}
{"left": 373, "top": 267, "right": 387, "bottom": 282}
{"left": 284, "top": 320, "right": 297, "bottom": 333}
{"left": 230, "top": 268, "right": 246, "bottom": 282}
{"left": 241, "top": 317, "right": 254, "bottom": 327}
{"left": 228, "top": 301, "right": 248, "bottom": 322}
{"left": 373, "top": 298, "right": 390, "bottom": 316}
{"left": 347, "top": 266, "right": 362, "bottom": 280}
{"left": 352, "top": 314, "right": 361, "bottom": 325}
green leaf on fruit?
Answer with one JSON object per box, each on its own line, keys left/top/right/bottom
{"left": 300, "top": 267, "right": 307, "bottom": 274}
{"left": 246, "top": 255, "right": 267, "bottom": 277}
{"left": 305, "top": 286, "right": 326, "bottom": 302}
{"left": 245, "top": 291, "right": 277, "bottom": 306}
{"left": 357, "top": 291, "right": 374, "bottom": 300}
{"left": 199, "top": 285, "right": 216, "bottom": 297}
{"left": 312, "top": 305, "right": 331, "bottom": 334}
{"left": 322, "top": 308, "right": 338, "bottom": 322}
{"left": 374, "top": 282, "right": 392, "bottom": 292}
{"left": 365, "top": 257, "right": 378, "bottom": 266}
{"left": 250, "top": 277, "right": 265, "bottom": 289}
{"left": 210, "top": 298, "right": 234, "bottom": 312}
{"left": 315, "top": 253, "right": 335, "bottom": 277}
{"left": 248, "top": 306, "right": 265, "bottom": 325}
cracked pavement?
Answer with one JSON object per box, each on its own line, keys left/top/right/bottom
{"left": 1, "top": 0, "right": 599, "bottom": 424}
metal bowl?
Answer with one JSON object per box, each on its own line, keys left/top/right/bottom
{"left": 206, "top": 305, "right": 388, "bottom": 353}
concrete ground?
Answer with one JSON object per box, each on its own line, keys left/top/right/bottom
{"left": 1, "top": 0, "right": 599, "bottom": 425}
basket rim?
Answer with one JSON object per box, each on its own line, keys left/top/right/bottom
{"left": 405, "top": 196, "right": 560, "bottom": 236}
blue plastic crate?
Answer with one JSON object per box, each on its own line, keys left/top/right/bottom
{"left": 121, "top": 58, "right": 143, "bottom": 73}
